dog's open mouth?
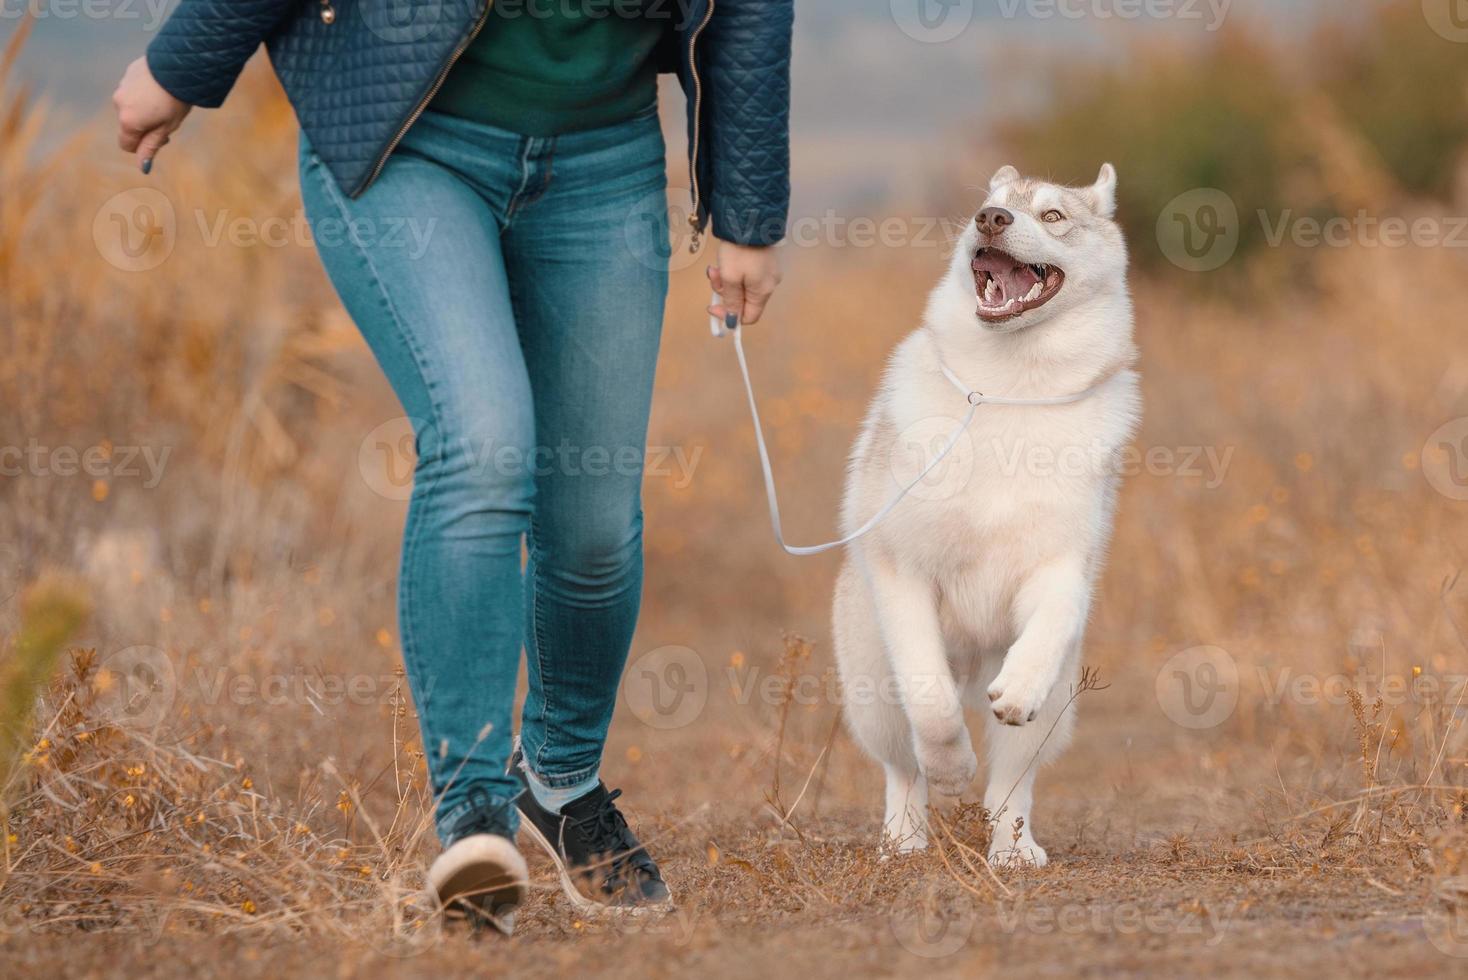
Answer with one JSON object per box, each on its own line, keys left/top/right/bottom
{"left": 972, "top": 247, "right": 1065, "bottom": 322}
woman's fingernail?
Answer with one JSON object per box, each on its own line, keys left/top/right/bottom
{"left": 726, "top": 313, "right": 739, "bottom": 331}
{"left": 141, "top": 158, "right": 153, "bottom": 175}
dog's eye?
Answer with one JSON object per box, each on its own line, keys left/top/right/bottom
{"left": 1042, "top": 210, "right": 1066, "bottom": 223}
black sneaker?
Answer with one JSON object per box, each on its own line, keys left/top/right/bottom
{"left": 508, "top": 753, "right": 672, "bottom": 913}
{"left": 426, "top": 786, "right": 528, "bottom": 934}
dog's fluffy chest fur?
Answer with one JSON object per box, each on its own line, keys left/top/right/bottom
{"left": 844, "top": 329, "right": 1140, "bottom": 650}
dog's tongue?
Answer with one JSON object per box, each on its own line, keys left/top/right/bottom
{"left": 973, "top": 249, "right": 1041, "bottom": 301}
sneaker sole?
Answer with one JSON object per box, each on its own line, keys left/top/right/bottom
{"left": 516, "top": 809, "right": 674, "bottom": 917}
{"left": 426, "top": 834, "right": 529, "bottom": 934}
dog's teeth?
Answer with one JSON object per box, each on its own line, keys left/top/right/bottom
{"left": 1025, "top": 283, "right": 1042, "bottom": 302}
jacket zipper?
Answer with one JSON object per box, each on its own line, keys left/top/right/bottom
{"left": 354, "top": 0, "right": 497, "bottom": 197}
{"left": 685, "top": 0, "right": 715, "bottom": 253}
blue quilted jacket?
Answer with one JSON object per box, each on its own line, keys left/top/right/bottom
{"left": 146, "top": 0, "right": 791, "bottom": 247}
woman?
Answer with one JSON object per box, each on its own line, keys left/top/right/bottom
{"left": 112, "top": 0, "right": 791, "bottom": 927}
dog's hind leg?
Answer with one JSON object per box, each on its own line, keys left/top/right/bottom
{"left": 835, "top": 557, "right": 930, "bottom": 851}
{"left": 857, "top": 553, "right": 977, "bottom": 801}
{"left": 882, "top": 762, "right": 929, "bottom": 852}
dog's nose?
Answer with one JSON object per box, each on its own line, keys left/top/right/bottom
{"left": 976, "top": 207, "right": 1015, "bottom": 236}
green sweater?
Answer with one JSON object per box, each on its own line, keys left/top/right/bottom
{"left": 431, "top": 1, "right": 665, "bottom": 137}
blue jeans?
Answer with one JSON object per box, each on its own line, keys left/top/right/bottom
{"left": 299, "top": 106, "right": 669, "bottom": 839}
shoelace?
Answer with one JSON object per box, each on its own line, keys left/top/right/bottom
{"left": 449, "top": 785, "right": 514, "bottom": 842}
{"left": 572, "top": 789, "right": 657, "bottom": 881}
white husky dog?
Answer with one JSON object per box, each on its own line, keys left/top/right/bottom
{"left": 833, "top": 164, "right": 1141, "bottom": 867}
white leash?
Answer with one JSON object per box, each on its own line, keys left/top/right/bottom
{"left": 711, "top": 297, "right": 1115, "bottom": 557}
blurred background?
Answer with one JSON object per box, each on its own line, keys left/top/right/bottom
{"left": 4, "top": 0, "right": 1468, "bottom": 974}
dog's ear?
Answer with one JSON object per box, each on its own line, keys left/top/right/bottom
{"left": 1088, "top": 163, "right": 1118, "bottom": 218}
{"left": 989, "top": 165, "right": 1020, "bottom": 191}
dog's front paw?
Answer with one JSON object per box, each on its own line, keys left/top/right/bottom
{"left": 916, "top": 732, "right": 978, "bottom": 797}
{"left": 987, "top": 669, "right": 1052, "bottom": 726}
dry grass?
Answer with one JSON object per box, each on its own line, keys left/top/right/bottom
{"left": 5, "top": 11, "right": 1468, "bottom": 978}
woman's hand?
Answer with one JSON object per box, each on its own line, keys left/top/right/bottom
{"left": 113, "top": 57, "right": 192, "bottom": 173}
{"left": 707, "top": 241, "right": 782, "bottom": 328}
